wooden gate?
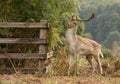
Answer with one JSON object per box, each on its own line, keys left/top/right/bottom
{"left": 0, "top": 20, "right": 53, "bottom": 73}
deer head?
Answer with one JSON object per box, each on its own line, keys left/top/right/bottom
{"left": 67, "top": 13, "right": 94, "bottom": 28}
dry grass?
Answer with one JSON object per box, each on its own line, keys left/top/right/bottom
{"left": 0, "top": 48, "right": 120, "bottom": 84}
{"left": 0, "top": 73, "right": 120, "bottom": 84}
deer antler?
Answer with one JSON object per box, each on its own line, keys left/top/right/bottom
{"left": 77, "top": 13, "right": 95, "bottom": 22}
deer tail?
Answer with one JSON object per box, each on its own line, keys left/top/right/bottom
{"left": 99, "top": 50, "right": 104, "bottom": 58}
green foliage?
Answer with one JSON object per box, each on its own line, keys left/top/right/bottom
{"left": 79, "top": 0, "right": 120, "bottom": 45}
{"left": 0, "top": 0, "right": 82, "bottom": 51}
{"left": 44, "top": 0, "right": 80, "bottom": 50}
{"left": 77, "top": 23, "right": 85, "bottom": 35}
{"left": 102, "top": 31, "right": 120, "bottom": 49}
{"left": 102, "top": 48, "right": 113, "bottom": 58}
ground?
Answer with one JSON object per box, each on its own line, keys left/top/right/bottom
{"left": 0, "top": 73, "right": 120, "bottom": 84}
{"left": 0, "top": 55, "right": 120, "bottom": 84}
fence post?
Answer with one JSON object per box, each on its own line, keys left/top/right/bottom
{"left": 38, "top": 20, "right": 48, "bottom": 71}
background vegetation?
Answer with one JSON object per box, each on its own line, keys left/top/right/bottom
{"left": 0, "top": 0, "right": 81, "bottom": 52}
{"left": 79, "top": 0, "right": 120, "bottom": 49}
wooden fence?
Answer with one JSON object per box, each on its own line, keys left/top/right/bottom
{"left": 0, "top": 20, "right": 53, "bottom": 73}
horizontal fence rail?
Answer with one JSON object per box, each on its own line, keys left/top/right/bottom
{"left": 0, "top": 38, "right": 48, "bottom": 44}
{"left": 0, "top": 22, "right": 48, "bottom": 28}
{"left": 0, "top": 53, "right": 46, "bottom": 59}
{"left": 0, "top": 68, "right": 38, "bottom": 74}
{"left": 0, "top": 51, "right": 53, "bottom": 59}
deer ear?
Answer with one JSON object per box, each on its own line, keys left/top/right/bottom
{"left": 91, "top": 13, "right": 95, "bottom": 19}
{"left": 82, "top": 13, "right": 95, "bottom": 22}
{"left": 71, "top": 12, "right": 74, "bottom": 16}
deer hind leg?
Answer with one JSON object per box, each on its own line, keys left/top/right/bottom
{"left": 94, "top": 54, "right": 103, "bottom": 75}
{"left": 86, "top": 55, "right": 95, "bottom": 73}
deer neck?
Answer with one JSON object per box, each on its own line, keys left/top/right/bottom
{"left": 65, "top": 26, "right": 77, "bottom": 44}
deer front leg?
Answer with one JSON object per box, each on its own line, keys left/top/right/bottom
{"left": 68, "top": 53, "right": 79, "bottom": 76}
{"left": 68, "top": 54, "right": 74, "bottom": 76}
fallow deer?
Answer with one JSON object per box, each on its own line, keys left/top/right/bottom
{"left": 65, "top": 13, "right": 103, "bottom": 75}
